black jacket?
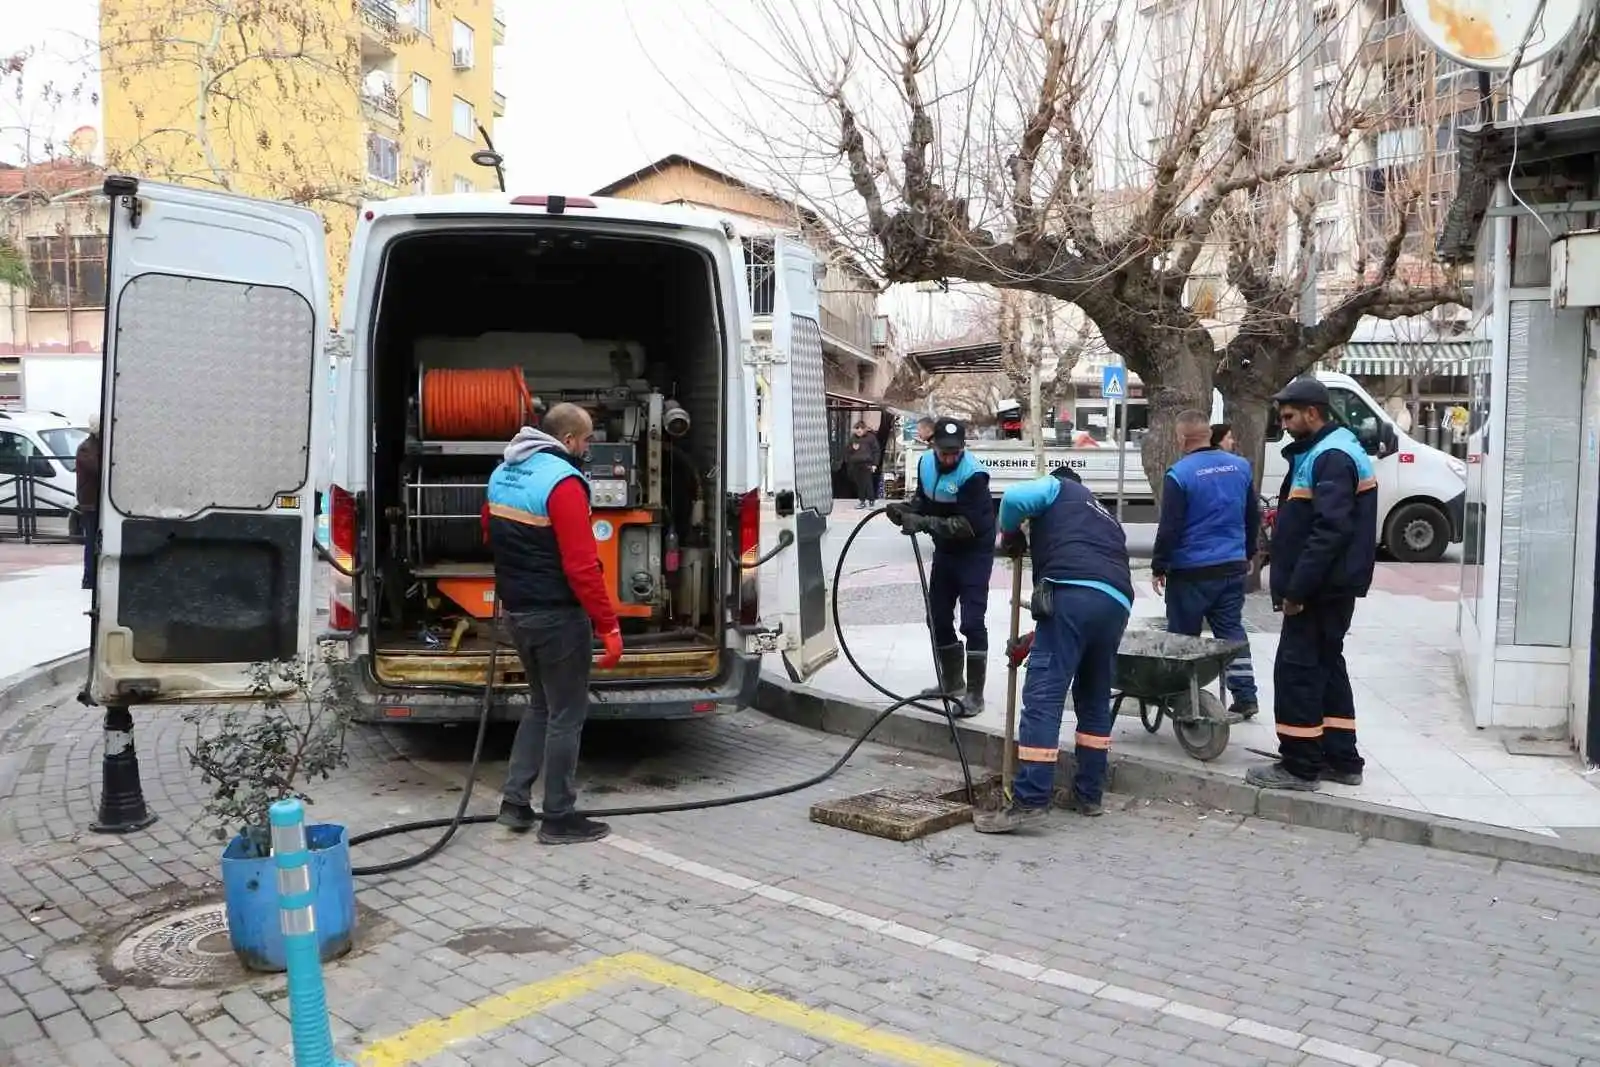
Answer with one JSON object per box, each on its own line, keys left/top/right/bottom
{"left": 907, "top": 451, "right": 996, "bottom": 555}
{"left": 1269, "top": 424, "right": 1379, "bottom": 605}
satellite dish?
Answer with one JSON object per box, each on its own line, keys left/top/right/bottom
{"left": 1400, "top": 0, "right": 1582, "bottom": 72}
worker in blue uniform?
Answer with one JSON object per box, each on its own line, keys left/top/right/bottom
{"left": 1151, "top": 408, "right": 1260, "bottom": 719}
{"left": 1248, "top": 376, "right": 1378, "bottom": 792}
{"left": 975, "top": 466, "right": 1134, "bottom": 833}
{"left": 886, "top": 418, "right": 995, "bottom": 717}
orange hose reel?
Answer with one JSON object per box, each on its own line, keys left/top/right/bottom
{"left": 419, "top": 366, "right": 535, "bottom": 440}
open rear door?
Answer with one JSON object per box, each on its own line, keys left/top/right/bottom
{"left": 91, "top": 177, "right": 327, "bottom": 706}
{"left": 764, "top": 235, "right": 839, "bottom": 683}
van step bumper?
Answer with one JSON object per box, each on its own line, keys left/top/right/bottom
{"left": 346, "top": 651, "right": 762, "bottom": 725}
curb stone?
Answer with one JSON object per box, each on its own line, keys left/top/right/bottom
{"left": 754, "top": 673, "right": 1600, "bottom": 877}
{"left": 0, "top": 649, "right": 89, "bottom": 719}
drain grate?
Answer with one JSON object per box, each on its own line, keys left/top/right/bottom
{"left": 810, "top": 787, "right": 973, "bottom": 841}
{"left": 108, "top": 903, "right": 243, "bottom": 988}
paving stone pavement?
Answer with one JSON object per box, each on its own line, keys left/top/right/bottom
{"left": 2, "top": 679, "right": 1600, "bottom": 1066}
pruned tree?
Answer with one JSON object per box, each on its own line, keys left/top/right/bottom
{"left": 928, "top": 370, "right": 1009, "bottom": 427}
{"left": 745, "top": 0, "right": 1466, "bottom": 491}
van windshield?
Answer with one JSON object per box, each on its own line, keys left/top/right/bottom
{"left": 39, "top": 428, "right": 87, "bottom": 471}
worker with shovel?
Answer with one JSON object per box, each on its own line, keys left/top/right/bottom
{"left": 886, "top": 418, "right": 995, "bottom": 717}
{"left": 975, "top": 466, "right": 1134, "bottom": 832}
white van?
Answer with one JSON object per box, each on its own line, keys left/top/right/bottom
{"left": 86, "top": 178, "right": 839, "bottom": 717}
{"left": 0, "top": 409, "right": 89, "bottom": 537}
{"left": 1243, "top": 371, "right": 1466, "bottom": 563}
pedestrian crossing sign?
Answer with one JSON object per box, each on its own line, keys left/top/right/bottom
{"left": 1101, "top": 365, "right": 1127, "bottom": 400}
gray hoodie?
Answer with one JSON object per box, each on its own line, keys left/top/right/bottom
{"left": 503, "top": 426, "right": 567, "bottom": 465}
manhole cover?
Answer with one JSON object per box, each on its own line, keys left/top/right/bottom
{"left": 108, "top": 903, "right": 243, "bottom": 988}
{"left": 810, "top": 788, "right": 972, "bottom": 841}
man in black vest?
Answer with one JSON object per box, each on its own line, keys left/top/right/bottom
{"left": 975, "top": 466, "right": 1134, "bottom": 832}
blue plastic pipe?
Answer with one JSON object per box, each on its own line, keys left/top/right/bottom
{"left": 269, "top": 799, "right": 351, "bottom": 1067}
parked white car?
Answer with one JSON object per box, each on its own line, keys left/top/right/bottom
{"left": 0, "top": 409, "right": 89, "bottom": 537}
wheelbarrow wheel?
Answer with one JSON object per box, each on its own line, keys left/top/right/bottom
{"left": 1170, "top": 690, "right": 1230, "bottom": 761}
{"left": 1139, "top": 700, "right": 1164, "bottom": 734}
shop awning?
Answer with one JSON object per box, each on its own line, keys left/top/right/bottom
{"left": 905, "top": 342, "right": 1003, "bottom": 375}
{"left": 1335, "top": 340, "right": 1488, "bottom": 377}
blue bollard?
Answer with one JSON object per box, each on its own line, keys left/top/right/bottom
{"left": 269, "top": 799, "right": 352, "bottom": 1067}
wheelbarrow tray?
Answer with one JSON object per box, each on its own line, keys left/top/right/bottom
{"left": 1113, "top": 630, "right": 1249, "bottom": 699}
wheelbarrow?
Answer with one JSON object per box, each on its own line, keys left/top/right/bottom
{"left": 1111, "top": 629, "right": 1250, "bottom": 761}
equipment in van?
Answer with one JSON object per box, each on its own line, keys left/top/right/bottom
{"left": 393, "top": 344, "right": 713, "bottom": 650}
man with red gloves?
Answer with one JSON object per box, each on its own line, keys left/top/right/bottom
{"left": 484, "top": 403, "right": 622, "bottom": 845}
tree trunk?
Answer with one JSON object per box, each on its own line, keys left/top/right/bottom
{"left": 1228, "top": 394, "right": 1274, "bottom": 594}
{"left": 1138, "top": 353, "right": 1212, "bottom": 506}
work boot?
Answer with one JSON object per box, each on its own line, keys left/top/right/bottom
{"left": 960, "top": 653, "right": 987, "bottom": 717}
{"left": 972, "top": 803, "right": 1048, "bottom": 834}
{"left": 1245, "top": 763, "right": 1319, "bottom": 791}
{"left": 538, "top": 815, "right": 611, "bottom": 845}
{"left": 497, "top": 800, "right": 537, "bottom": 834}
{"left": 1322, "top": 768, "right": 1363, "bottom": 787}
{"left": 1230, "top": 701, "right": 1259, "bottom": 721}
{"left": 919, "top": 644, "right": 965, "bottom": 704}
{"left": 1066, "top": 791, "right": 1104, "bottom": 817}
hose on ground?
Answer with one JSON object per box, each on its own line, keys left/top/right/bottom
{"left": 349, "top": 505, "right": 977, "bottom": 876}
{"left": 419, "top": 367, "right": 535, "bottom": 440}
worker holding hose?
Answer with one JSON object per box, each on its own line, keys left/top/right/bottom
{"left": 975, "top": 465, "right": 1134, "bottom": 832}
{"left": 886, "top": 418, "right": 995, "bottom": 717}
{"left": 484, "top": 403, "right": 624, "bottom": 845}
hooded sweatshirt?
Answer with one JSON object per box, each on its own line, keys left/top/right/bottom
{"left": 482, "top": 426, "right": 618, "bottom": 632}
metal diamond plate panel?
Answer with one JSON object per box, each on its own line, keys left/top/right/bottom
{"left": 789, "top": 314, "right": 833, "bottom": 516}
{"left": 109, "top": 274, "right": 315, "bottom": 519}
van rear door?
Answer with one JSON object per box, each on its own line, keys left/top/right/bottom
{"left": 762, "top": 235, "right": 839, "bottom": 683}
{"left": 91, "top": 177, "right": 327, "bottom": 705}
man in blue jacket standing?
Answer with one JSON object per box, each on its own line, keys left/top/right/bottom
{"left": 975, "top": 466, "right": 1134, "bottom": 832}
{"left": 887, "top": 418, "right": 994, "bottom": 716}
{"left": 1152, "top": 409, "right": 1260, "bottom": 719}
{"left": 1248, "top": 377, "right": 1378, "bottom": 792}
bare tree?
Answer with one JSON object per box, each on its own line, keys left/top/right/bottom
{"left": 746, "top": 0, "right": 1465, "bottom": 491}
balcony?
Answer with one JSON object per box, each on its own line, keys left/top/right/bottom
{"left": 492, "top": 90, "right": 505, "bottom": 117}
{"left": 819, "top": 299, "right": 875, "bottom": 363}
{"left": 1360, "top": 13, "right": 1421, "bottom": 65}
{"left": 361, "top": 83, "right": 401, "bottom": 128}
{"left": 360, "top": 0, "right": 399, "bottom": 58}
{"left": 493, "top": 5, "right": 506, "bottom": 46}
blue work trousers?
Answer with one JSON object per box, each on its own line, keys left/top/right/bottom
{"left": 1164, "top": 574, "right": 1257, "bottom": 705}
{"left": 1015, "top": 585, "right": 1130, "bottom": 808}
{"left": 928, "top": 550, "right": 993, "bottom": 652}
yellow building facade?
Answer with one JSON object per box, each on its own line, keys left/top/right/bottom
{"left": 97, "top": 0, "right": 505, "bottom": 311}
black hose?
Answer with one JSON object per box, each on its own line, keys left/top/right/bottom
{"left": 349, "top": 505, "right": 977, "bottom": 876}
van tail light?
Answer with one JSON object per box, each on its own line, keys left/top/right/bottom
{"left": 738, "top": 488, "right": 760, "bottom": 626}
{"left": 328, "top": 484, "right": 357, "bottom": 631}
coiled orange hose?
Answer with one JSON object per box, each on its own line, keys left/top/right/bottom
{"left": 420, "top": 367, "right": 535, "bottom": 440}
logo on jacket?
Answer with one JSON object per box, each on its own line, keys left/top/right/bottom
{"left": 592, "top": 520, "right": 614, "bottom": 541}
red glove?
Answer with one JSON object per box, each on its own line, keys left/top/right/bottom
{"left": 1006, "top": 631, "right": 1035, "bottom": 669}
{"left": 597, "top": 628, "right": 624, "bottom": 669}
{"left": 480, "top": 502, "right": 491, "bottom": 545}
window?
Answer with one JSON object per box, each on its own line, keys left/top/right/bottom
{"left": 1313, "top": 219, "right": 1338, "bottom": 271}
{"left": 452, "top": 97, "right": 474, "bottom": 139}
{"left": 412, "top": 158, "right": 431, "bottom": 195}
{"left": 452, "top": 19, "right": 474, "bottom": 67}
{"left": 367, "top": 133, "right": 400, "bottom": 184}
{"left": 1328, "top": 388, "right": 1381, "bottom": 440}
{"left": 404, "top": 0, "right": 431, "bottom": 35}
{"left": 24, "top": 235, "right": 107, "bottom": 308}
{"left": 1312, "top": 6, "right": 1339, "bottom": 67}
{"left": 453, "top": 175, "right": 474, "bottom": 193}
{"left": 0, "top": 430, "right": 42, "bottom": 476}
{"left": 1311, "top": 81, "right": 1332, "bottom": 138}
{"left": 39, "top": 427, "right": 85, "bottom": 468}
{"left": 411, "top": 73, "right": 430, "bottom": 117}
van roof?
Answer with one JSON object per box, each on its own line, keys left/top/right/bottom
{"left": 0, "top": 409, "right": 81, "bottom": 431}
{"left": 362, "top": 192, "right": 739, "bottom": 237}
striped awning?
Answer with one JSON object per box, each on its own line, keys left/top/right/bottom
{"left": 1335, "top": 340, "right": 1488, "bottom": 377}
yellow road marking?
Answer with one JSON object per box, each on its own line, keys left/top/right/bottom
{"left": 353, "top": 951, "right": 999, "bottom": 1067}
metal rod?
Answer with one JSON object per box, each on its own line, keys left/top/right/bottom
{"left": 1297, "top": 0, "right": 1318, "bottom": 328}
{"left": 1001, "top": 558, "right": 1024, "bottom": 805}
{"left": 1113, "top": 382, "right": 1129, "bottom": 522}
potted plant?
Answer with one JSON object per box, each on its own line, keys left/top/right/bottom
{"left": 186, "top": 643, "right": 359, "bottom": 973}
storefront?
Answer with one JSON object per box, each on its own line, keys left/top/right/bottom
{"left": 1441, "top": 109, "right": 1600, "bottom": 761}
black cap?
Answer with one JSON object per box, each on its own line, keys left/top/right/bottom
{"left": 931, "top": 418, "right": 966, "bottom": 450}
{"left": 1051, "top": 464, "right": 1082, "bottom": 482}
{"left": 1271, "top": 376, "right": 1331, "bottom": 407}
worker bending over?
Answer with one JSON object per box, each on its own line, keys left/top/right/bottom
{"left": 976, "top": 466, "right": 1134, "bottom": 832}
{"left": 1151, "top": 409, "right": 1260, "bottom": 719}
{"left": 1248, "top": 377, "right": 1377, "bottom": 792}
{"left": 887, "top": 418, "right": 995, "bottom": 716}
{"left": 484, "top": 403, "right": 624, "bottom": 844}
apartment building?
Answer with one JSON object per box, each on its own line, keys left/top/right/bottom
{"left": 93, "top": 0, "right": 505, "bottom": 306}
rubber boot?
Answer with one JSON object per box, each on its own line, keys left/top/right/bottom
{"left": 920, "top": 643, "right": 965, "bottom": 707}
{"left": 960, "top": 652, "right": 987, "bottom": 718}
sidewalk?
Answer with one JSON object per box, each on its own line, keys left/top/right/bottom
{"left": 0, "top": 545, "right": 88, "bottom": 682}
{"left": 808, "top": 554, "right": 1600, "bottom": 842}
